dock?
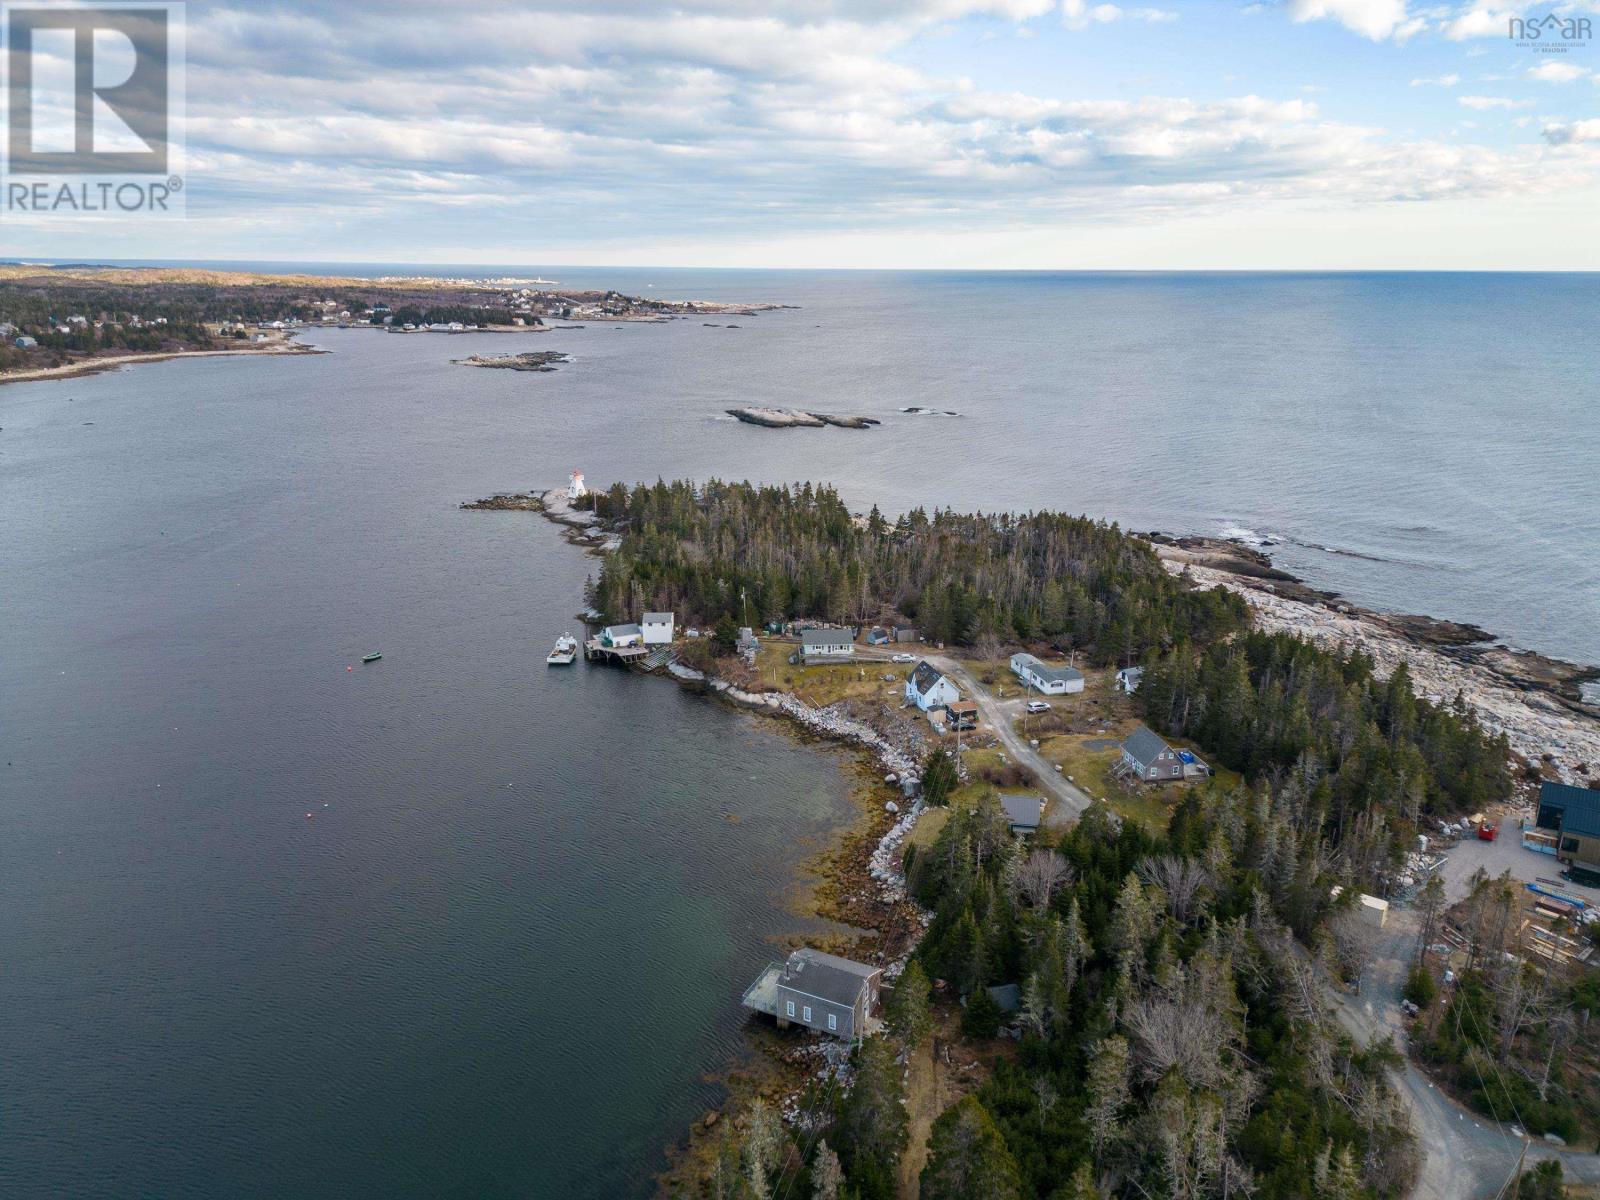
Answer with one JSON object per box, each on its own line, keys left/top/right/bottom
{"left": 584, "top": 637, "right": 649, "bottom": 666}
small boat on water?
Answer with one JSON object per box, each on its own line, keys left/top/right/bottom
{"left": 546, "top": 634, "right": 579, "bottom": 666}
{"left": 361, "top": 652, "right": 383, "bottom": 663}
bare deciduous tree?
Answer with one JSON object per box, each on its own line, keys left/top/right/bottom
{"left": 1016, "top": 848, "right": 1073, "bottom": 910}
{"left": 1138, "top": 855, "right": 1212, "bottom": 925}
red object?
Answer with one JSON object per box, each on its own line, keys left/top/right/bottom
{"left": 1478, "top": 823, "right": 1498, "bottom": 841}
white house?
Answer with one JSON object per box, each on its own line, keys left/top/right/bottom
{"left": 906, "top": 661, "right": 960, "bottom": 711}
{"left": 1010, "top": 652, "right": 1084, "bottom": 696}
{"left": 642, "top": 612, "right": 675, "bottom": 645}
{"left": 1116, "top": 667, "right": 1145, "bottom": 694}
{"left": 599, "top": 623, "right": 643, "bottom": 648}
{"left": 801, "top": 628, "right": 855, "bottom": 661}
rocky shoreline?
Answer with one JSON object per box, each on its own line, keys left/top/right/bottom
{"left": 726, "top": 406, "right": 880, "bottom": 430}
{"left": 1151, "top": 535, "right": 1600, "bottom": 783}
{"left": 452, "top": 350, "right": 569, "bottom": 372}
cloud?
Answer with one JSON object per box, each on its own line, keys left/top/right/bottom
{"left": 1284, "top": 0, "right": 1419, "bottom": 41}
{"left": 1528, "top": 61, "right": 1590, "bottom": 83}
{"left": 1060, "top": 0, "right": 1178, "bottom": 27}
{"left": 1458, "top": 94, "right": 1530, "bottom": 108}
{"left": 1411, "top": 74, "right": 1463, "bottom": 86}
{"left": 1544, "top": 118, "right": 1600, "bottom": 143}
{"left": 70, "top": 0, "right": 1582, "bottom": 256}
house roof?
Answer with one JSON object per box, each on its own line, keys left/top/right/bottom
{"left": 1001, "top": 794, "right": 1042, "bottom": 829}
{"left": 909, "top": 661, "right": 950, "bottom": 697}
{"left": 1118, "top": 666, "right": 1145, "bottom": 681}
{"left": 988, "top": 983, "right": 1022, "bottom": 1014}
{"left": 643, "top": 611, "right": 673, "bottom": 623}
{"left": 1014, "top": 654, "right": 1082, "bottom": 685}
{"left": 1541, "top": 781, "right": 1600, "bottom": 839}
{"left": 802, "top": 627, "right": 851, "bottom": 647}
{"left": 780, "top": 948, "right": 878, "bottom": 1007}
{"left": 607, "top": 623, "right": 642, "bottom": 637}
{"left": 1122, "top": 724, "right": 1171, "bottom": 768}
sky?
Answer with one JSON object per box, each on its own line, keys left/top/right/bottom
{"left": 4, "top": 0, "right": 1600, "bottom": 269}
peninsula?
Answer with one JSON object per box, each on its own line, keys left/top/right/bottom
{"left": 0, "top": 264, "right": 770, "bottom": 384}
{"left": 481, "top": 477, "right": 1600, "bottom": 1200}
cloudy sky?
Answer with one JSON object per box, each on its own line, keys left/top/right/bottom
{"left": 9, "top": 0, "right": 1600, "bottom": 267}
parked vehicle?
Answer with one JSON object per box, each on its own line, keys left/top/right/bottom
{"left": 1025, "top": 700, "right": 1051, "bottom": 714}
{"left": 890, "top": 652, "right": 916, "bottom": 663}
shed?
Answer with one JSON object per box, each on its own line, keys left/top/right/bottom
{"left": 1116, "top": 666, "right": 1145, "bottom": 693}
{"left": 1001, "top": 794, "right": 1043, "bottom": 835}
{"left": 600, "top": 623, "right": 643, "bottom": 648}
{"left": 642, "top": 612, "right": 675, "bottom": 645}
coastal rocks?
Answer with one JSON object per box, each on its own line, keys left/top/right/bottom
{"left": 460, "top": 491, "right": 543, "bottom": 511}
{"left": 1174, "top": 559, "right": 1600, "bottom": 785}
{"left": 453, "top": 350, "right": 569, "bottom": 371}
{"left": 726, "top": 407, "right": 880, "bottom": 430}
{"left": 706, "top": 682, "right": 928, "bottom": 903}
{"left": 900, "top": 406, "right": 959, "bottom": 417}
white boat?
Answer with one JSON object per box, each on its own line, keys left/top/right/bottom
{"left": 546, "top": 633, "right": 579, "bottom": 665}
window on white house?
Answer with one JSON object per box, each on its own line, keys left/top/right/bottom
{"left": 827, "top": 1013, "right": 837, "bottom": 1031}
{"left": 802, "top": 1006, "right": 812, "bottom": 1023}
{"left": 786, "top": 1001, "right": 795, "bottom": 1018}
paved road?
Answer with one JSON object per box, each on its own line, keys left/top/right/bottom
{"left": 1325, "top": 905, "right": 1600, "bottom": 1200}
{"left": 922, "top": 654, "right": 1094, "bottom": 822}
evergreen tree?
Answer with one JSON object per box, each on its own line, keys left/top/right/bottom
{"left": 920, "top": 1096, "right": 1023, "bottom": 1200}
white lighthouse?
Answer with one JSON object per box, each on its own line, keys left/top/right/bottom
{"left": 567, "top": 469, "right": 587, "bottom": 501}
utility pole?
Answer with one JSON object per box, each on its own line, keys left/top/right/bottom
{"left": 1508, "top": 1138, "right": 1528, "bottom": 1200}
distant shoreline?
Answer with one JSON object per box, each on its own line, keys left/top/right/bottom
{"left": 0, "top": 341, "right": 324, "bottom": 387}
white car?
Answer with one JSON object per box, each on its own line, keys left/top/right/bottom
{"left": 890, "top": 652, "right": 916, "bottom": 663}
{"left": 1025, "top": 700, "right": 1052, "bottom": 714}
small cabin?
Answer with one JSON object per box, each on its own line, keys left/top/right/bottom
{"left": 642, "top": 612, "right": 675, "bottom": 645}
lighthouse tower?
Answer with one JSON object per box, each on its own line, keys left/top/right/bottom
{"left": 567, "top": 469, "right": 587, "bottom": 501}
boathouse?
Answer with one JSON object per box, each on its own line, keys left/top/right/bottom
{"left": 599, "top": 623, "right": 643, "bottom": 648}
{"left": 741, "top": 948, "right": 882, "bottom": 1041}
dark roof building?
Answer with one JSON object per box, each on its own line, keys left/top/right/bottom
{"left": 1536, "top": 781, "right": 1600, "bottom": 868}
{"left": 741, "top": 948, "right": 883, "bottom": 1041}
{"left": 1001, "top": 794, "right": 1043, "bottom": 834}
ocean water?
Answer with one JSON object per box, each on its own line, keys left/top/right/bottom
{"left": 2, "top": 270, "right": 1597, "bottom": 1199}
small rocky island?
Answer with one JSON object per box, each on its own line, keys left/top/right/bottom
{"left": 453, "top": 350, "right": 570, "bottom": 372}
{"left": 727, "top": 406, "right": 879, "bottom": 430}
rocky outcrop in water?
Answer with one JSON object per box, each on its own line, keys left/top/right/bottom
{"left": 727, "top": 407, "right": 879, "bottom": 430}
{"left": 454, "top": 351, "right": 569, "bottom": 372}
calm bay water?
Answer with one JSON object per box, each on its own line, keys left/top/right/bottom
{"left": 3, "top": 270, "right": 1597, "bottom": 1198}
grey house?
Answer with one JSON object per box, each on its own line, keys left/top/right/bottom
{"left": 1120, "top": 724, "right": 1209, "bottom": 782}
{"left": 801, "top": 627, "right": 855, "bottom": 660}
{"left": 742, "top": 948, "right": 882, "bottom": 1041}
